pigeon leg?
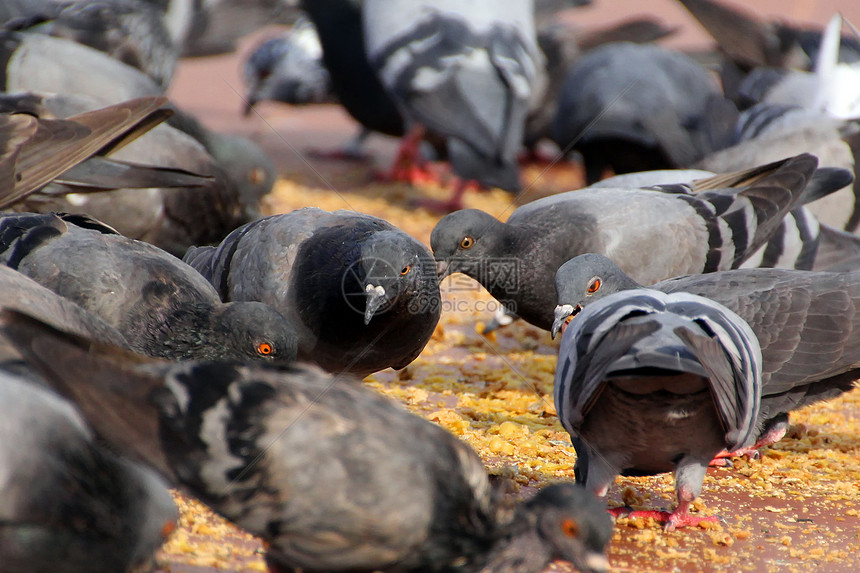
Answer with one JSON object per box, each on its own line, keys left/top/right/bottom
{"left": 379, "top": 124, "right": 438, "bottom": 185}
{"left": 612, "top": 458, "right": 717, "bottom": 530}
{"left": 415, "top": 179, "right": 481, "bottom": 214}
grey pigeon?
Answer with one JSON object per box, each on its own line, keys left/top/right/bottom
{"left": 697, "top": 103, "right": 860, "bottom": 233}
{"left": 0, "top": 265, "right": 128, "bottom": 367}
{"left": 3, "top": 313, "right": 613, "bottom": 573}
{"left": 553, "top": 286, "right": 763, "bottom": 529}
{"left": 184, "top": 208, "right": 440, "bottom": 376}
{"left": 243, "top": 17, "right": 334, "bottom": 113}
{"left": 551, "top": 42, "right": 725, "bottom": 183}
{"left": 552, "top": 253, "right": 860, "bottom": 463}
{"left": 363, "top": 0, "right": 545, "bottom": 208}
{"left": 431, "top": 153, "right": 836, "bottom": 331}
{"left": 593, "top": 166, "right": 860, "bottom": 272}
{"left": 0, "top": 367, "right": 177, "bottom": 573}
{"left": 3, "top": 0, "right": 178, "bottom": 88}
{"left": 0, "top": 212, "right": 298, "bottom": 362}
{"left": 0, "top": 92, "right": 264, "bottom": 256}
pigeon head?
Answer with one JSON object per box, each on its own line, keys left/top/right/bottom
{"left": 431, "top": 209, "right": 505, "bottom": 280}
{"left": 202, "top": 133, "right": 276, "bottom": 221}
{"left": 358, "top": 231, "right": 438, "bottom": 325}
{"left": 210, "top": 302, "right": 298, "bottom": 361}
{"left": 551, "top": 254, "right": 642, "bottom": 338}
{"left": 524, "top": 483, "right": 613, "bottom": 573}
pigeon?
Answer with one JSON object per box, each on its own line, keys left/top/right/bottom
{"left": 431, "top": 153, "right": 838, "bottom": 331}
{"left": 0, "top": 95, "right": 201, "bottom": 209}
{"left": 551, "top": 42, "right": 725, "bottom": 184}
{"left": 0, "top": 266, "right": 128, "bottom": 367}
{"left": 697, "top": 102, "right": 860, "bottom": 233}
{"left": 0, "top": 366, "right": 177, "bottom": 573}
{"left": 552, "top": 253, "right": 860, "bottom": 463}
{"left": 243, "top": 17, "right": 334, "bottom": 113}
{"left": 179, "top": 0, "right": 301, "bottom": 57}
{"left": 592, "top": 166, "right": 860, "bottom": 272}
{"left": 300, "top": 0, "right": 405, "bottom": 144}
{"left": 0, "top": 212, "right": 298, "bottom": 363}
{"left": 3, "top": 312, "right": 614, "bottom": 573}
{"left": 3, "top": 0, "right": 179, "bottom": 88}
{"left": 0, "top": 92, "right": 265, "bottom": 256}
{"left": 363, "top": 0, "right": 545, "bottom": 209}
{"left": 184, "top": 208, "right": 440, "bottom": 376}
{"left": 552, "top": 286, "right": 763, "bottom": 529}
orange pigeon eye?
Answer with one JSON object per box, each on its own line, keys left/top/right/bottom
{"left": 460, "top": 236, "right": 474, "bottom": 249}
{"left": 400, "top": 265, "right": 411, "bottom": 275}
{"left": 161, "top": 519, "right": 177, "bottom": 538}
{"left": 561, "top": 518, "right": 579, "bottom": 537}
{"left": 587, "top": 277, "right": 601, "bottom": 294}
{"left": 257, "top": 342, "right": 273, "bottom": 356}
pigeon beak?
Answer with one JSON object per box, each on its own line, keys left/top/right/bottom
{"left": 581, "top": 551, "right": 610, "bottom": 573}
{"left": 551, "top": 304, "right": 580, "bottom": 339}
{"left": 364, "top": 284, "right": 387, "bottom": 324}
{"left": 436, "top": 259, "right": 452, "bottom": 279}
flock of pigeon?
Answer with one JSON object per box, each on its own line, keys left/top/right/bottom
{"left": 0, "top": 0, "right": 858, "bottom": 572}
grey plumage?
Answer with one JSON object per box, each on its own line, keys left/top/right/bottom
{"left": 553, "top": 287, "right": 763, "bottom": 529}
{"left": 184, "top": 208, "right": 440, "bottom": 376}
{"left": 553, "top": 253, "right": 860, "bottom": 453}
{"left": 243, "top": 17, "right": 334, "bottom": 114}
{"left": 0, "top": 212, "right": 297, "bottom": 362}
{"left": 431, "top": 153, "right": 833, "bottom": 330}
{"left": 551, "top": 42, "right": 723, "bottom": 183}
{"left": 4, "top": 0, "right": 179, "bottom": 88}
{"left": 363, "top": 0, "right": 544, "bottom": 191}
{"left": 3, "top": 312, "right": 614, "bottom": 573}
{"left": 0, "top": 367, "right": 177, "bottom": 573}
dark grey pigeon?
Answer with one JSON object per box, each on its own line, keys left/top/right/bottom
{"left": 243, "top": 17, "right": 334, "bottom": 113}
{"left": 432, "top": 154, "right": 838, "bottom": 331}
{"left": 363, "top": 0, "right": 544, "bottom": 208}
{"left": 553, "top": 253, "right": 860, "bottom": 461}
{"left": 0, "top": 367, "right": 177, "bottom": 573}
{"left": 0, "top": 212, "right": 297, "bottom": 363}
{"left": 3, "top": 0, "right": 179, "bottom": 88}
{"left": 3, "top": 312, "right": 613, "bottom": 573}
{"left": 551, "top": 42, "right": 725, "bottom": 184}
{"left": 553, "top": 287, "right": 763, "bottom": 529}
{"left": 184, "top": 208, "right": 440, "bottom": 376}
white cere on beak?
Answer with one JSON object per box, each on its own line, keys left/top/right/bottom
{"left": 366, "top": 284, "right": 386, "bottom": 297}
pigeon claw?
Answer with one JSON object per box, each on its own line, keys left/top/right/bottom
{"left": 609, "top": 507, "right": 718, "bottom": 531}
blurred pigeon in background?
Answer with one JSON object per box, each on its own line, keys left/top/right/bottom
{"left": 363, "top": 0, "right": 546, "bottom": 210}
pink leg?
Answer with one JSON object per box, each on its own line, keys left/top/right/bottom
{"left": 415, "top": 179, "right": 481, "bottom": 214}
{"left": 377, "top": 125, "right": 439, "bottom": 185}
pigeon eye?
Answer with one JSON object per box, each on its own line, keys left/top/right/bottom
{"left": 460, "top": 236, "right": 474, "bottom": 249}
{"left": 587, "top": 277, "right": 601, "bottom": 294}
{"left": 248, "top": 167, "right": 266, "bottom": 185}
{"left": 400, "top": 264, "right": 411, "bottom": 275}
{"left": 560, "top": 518, "right": 579, "bottom": 538}
{"left": 257, "top": 342, "right": 273, "bottom": 356}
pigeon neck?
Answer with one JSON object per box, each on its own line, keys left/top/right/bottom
{"left": 478, "top": 512, "right": 552, "bottom": 573}
{"left": 137, "top": 303, "right": 215, "bottom": 360}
